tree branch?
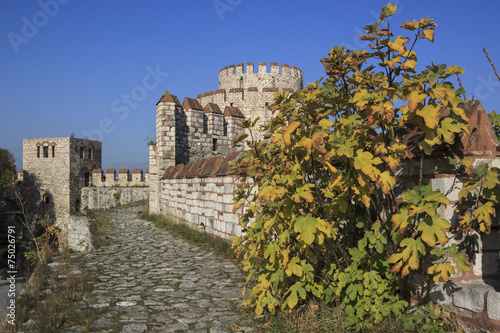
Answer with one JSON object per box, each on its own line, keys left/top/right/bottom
{"left": 483, "top": 46, "right": 500, "bottom": 82}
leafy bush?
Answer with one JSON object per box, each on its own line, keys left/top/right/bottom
{"left": 231, "top": 3, "right": 497, "bottom": 330}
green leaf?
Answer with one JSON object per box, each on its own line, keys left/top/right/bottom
{"left": 294, "top": 214, "right": 318, "bottom": 245}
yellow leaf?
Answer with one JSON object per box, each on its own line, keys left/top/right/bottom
{"left": 377, "top": 171, "right": 395, "bottom": 194}
{"left": 271, "top": 132, "right": 282, "bottom": 144}
{"left": 421, "top": 28, "right": 435, "bottom": 42}
{"left": 401, "top": 20, "right": 416, "bottom": 31}
{"left": 319, "top": 118, "right": 334, "bottom": 128}
{"left": 462, "top": 157, "right": 475, "bottom": 168}
{"left": 386, "top": 56, "right": 401, "bottom": 69}
{"left": 324, "top": 161, "right": 338, "bottom": 173}
{"left": 418, "top": 216, "right": 450, "bottom": 247}
{"left": 389, "top": 36, "right": 410, "bottom": 55}
{"left": 298, "top": 137, "right": 313, "bottom": 154}
{"left": 401, "top": 59, "right": 417, "bottom": 70}
{"left": 361, "top": 193, "right": 371, "bottom": 208}
{"left": 233, "top": 201, "right": 244, "bottom": 213}
{"left": 282, "top": 121, "right": 301, "bottom": 146}
{"left": 406, "top": 90, "right": 427, "bottom": 112}
{"left": 416, "top": 103, "right": 440, "bottom": 129}
{"left": 353, "top": 149, "right": 382, "bottom": 178}
{"left": 386, "top": 2, "right": 397, "bottom": 14}
{"left": 311, "top": 135, "right": 325, "bottom": 152}
{"left": 428, "top": 262, "right": 455, "bottom": 282}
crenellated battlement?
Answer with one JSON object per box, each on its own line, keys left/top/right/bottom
{"left": 218, "top": 62, "right": 303, "bottom": 92}
{"left": 91, "top": 168, "right": 149, "bottom": 187}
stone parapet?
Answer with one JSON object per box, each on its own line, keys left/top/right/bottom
{"left": 81, "top": 187, "right": 149, "bottom": 211}
{"left": 92, "top": 169, "right": 148, "bottom": 187}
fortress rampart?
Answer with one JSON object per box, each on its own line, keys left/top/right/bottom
{"left": 91, "top": 168, "right": 149, "bottom": 187}
{"left": 158, "top": 151, "right": 251, "bottom": 239}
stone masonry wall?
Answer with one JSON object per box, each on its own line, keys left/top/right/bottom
{"left": 159, "top": 152, "right": 247, "bottom": 239}
{"left": 81, "top": 187, "right": 149, "bottom": 211}
{"left": 66, "top": 215, "right": 92, "bottom": 252}
{"left": 91, "top": 168, "right": 149, "bottom": 187}
{"left": 22, "top": 137, "right": 101, "bottom": 235}
{"left": 198, "top": 62, "right": 303, "bottom": 134}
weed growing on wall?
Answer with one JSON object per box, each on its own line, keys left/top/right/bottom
{"left": 231, "top": 3, "right": 498, "bottom": 331}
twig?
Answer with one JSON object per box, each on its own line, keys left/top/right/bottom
{"left": 483, "top": 46, "right": 500, "bottom": 82}
{"left": 456, "top": 73, "right": 467, "bottom": 101}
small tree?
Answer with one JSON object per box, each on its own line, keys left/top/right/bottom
{"left": 0, "top": 147, "right": 16, "bottom": 201}
{"left": 231, "top": 3, "right": 497, "bottom": 330}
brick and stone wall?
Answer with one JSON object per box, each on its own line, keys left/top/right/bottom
{"left": 81, "top": 168, "right": 149, "bottom": 211}
{"left": 158, "top": 152, "right": 247, "bottom": 239}
{"left": 391, "top": 101, "right": 500, "bottom": 331}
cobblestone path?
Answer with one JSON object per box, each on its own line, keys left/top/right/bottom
{"left": 48, "top": 206, "right": 248, "bottom": 333}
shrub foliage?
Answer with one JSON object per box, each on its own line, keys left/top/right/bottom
{"left": 231, "top": 3, "right": 497, "bottom": 330}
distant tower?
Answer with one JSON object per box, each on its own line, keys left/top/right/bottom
{"left": 22, "top": 137, "right": 101, "bottom": 232}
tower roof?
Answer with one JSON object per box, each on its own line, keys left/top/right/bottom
{"left": 157, "top": 90, "right": 181, "bottom": 106}
{"left": 204, "top": 103, "right": 223, "bottom": 114}
{"left": 224, "top": 106, "right": 245, "bottom": 118}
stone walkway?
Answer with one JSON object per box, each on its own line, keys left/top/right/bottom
{"left": 26, "top": 206, "right": 250, "bottom": 333}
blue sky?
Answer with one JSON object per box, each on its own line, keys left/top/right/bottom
{"left": 1, "top": 0, "right": 500, "bottom": 171}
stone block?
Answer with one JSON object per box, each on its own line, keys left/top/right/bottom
{"left": 486, "top": 290, "right": 500, "bottom": 321}
{"left": 453, "top": 285, "right": 489, "bottom": 313}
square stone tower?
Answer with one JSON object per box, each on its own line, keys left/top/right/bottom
{"left": 22, "top": 137, "right": 102, "bottom": 229}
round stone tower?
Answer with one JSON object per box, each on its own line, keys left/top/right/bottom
{"left": 218, "top": 62, "right": 303, "bottom": 92}
{"left": 197, "top": 62, "right": 303, "bottom": 131}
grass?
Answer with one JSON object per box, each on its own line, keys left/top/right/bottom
{"left": 0, "top": 203, "right": 118, "bottom": 332}
{"left": 140, "top": 206, "right": 237, "bottom": 261}
{"left": 235, "top": 301, "right": 462, "bottom": 333}
{"left": 87, "top": 210, "right": 113, "bottom": 249}
{"left": 0, "top": 250, "right": 99, "bottom": 332}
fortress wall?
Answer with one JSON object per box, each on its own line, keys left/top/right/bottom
{"left": 91, "top": 169, "right": 149, "bottom": 187}
{"left": 159, "top": 152, "right": 248, "bottom": 239}
{"left": 81, "top": 186, "right": 149, "bottom": 211}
